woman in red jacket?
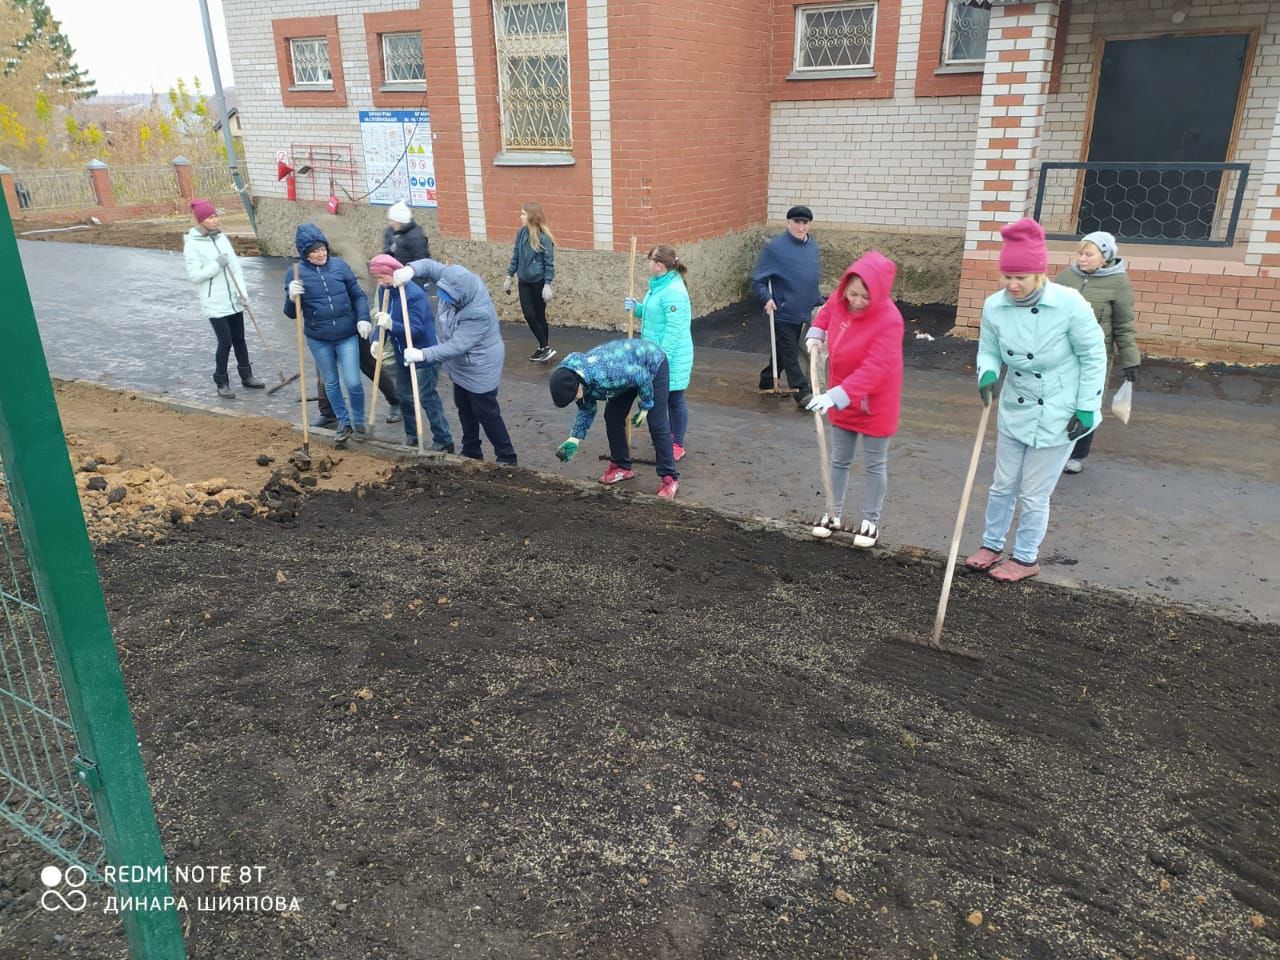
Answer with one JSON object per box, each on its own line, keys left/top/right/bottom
{"left": 803, "top": 250, "right": 904, "bottom": 547}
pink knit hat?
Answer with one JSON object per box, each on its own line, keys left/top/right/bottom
{"left": 368, "top": 253, "right": 404, "bottom": 277}
{"left": 999, "top": 218, "right": 1048, "bottom": 274}
{"left": 191, "top": 199, "right": 217, "bottom": 224}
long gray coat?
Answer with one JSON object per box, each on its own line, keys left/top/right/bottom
{"left": 406, "top": 259, "right": 505, "bottom": 394}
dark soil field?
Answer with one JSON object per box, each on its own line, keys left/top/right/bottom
{"left": 2, "top": 461, "right": 1278, "bottom": 959}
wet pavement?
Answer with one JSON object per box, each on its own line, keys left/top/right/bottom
{"left": 18, "top": 239, "right": 1280, "bottom": 622}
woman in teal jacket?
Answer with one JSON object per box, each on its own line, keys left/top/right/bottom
{"left": 624, "top": 244, "right": 693, "bottom": 460}
{"left": 964, "top": 219, "right": 1107, "bottom": 583}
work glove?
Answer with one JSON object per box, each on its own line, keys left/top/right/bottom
{"left": 357, "top": 320, "right": 373, "bottom": 339}
{"left": 555, "top": 437, "right": 580, "bottom": 462}
{"left": 374, "top": 311, "right": 393, "bottom": 330}
{"left": 403, "top": 347, "right": 426, "bottom": 365}
{"left": 1124, "top": 366, "right": 1138, "bottom": 383}
{"left": 978, "top": 370, "right": 997, "bottom": 407}
{"left": 623, "top": 296, "right": 638, "bottom": 313}
{"left": 216, "top": 253, "right": 229, "bottom": 268}
{"left": 806, "top": 392, "right": 837, "bottom": 415}
{"left": 392, "top": 265, "right": 415, "bottom": 287}
{"left": 288, "top": 280, "right": 305, "bottom": 299}
{"left": 503, "top": 275, "right": 513, "bottom": 295}
{"left": 803, "top": 336, "right": 823, "bottom": 356}
{"left": 369, "top": 339, "right": 382, "bottom": 359}
{"left": 542, "top": 283, "right": 553, "bottom": 302}
{"left": 1066, "top": 409, "right": 1095, "bottom": 441}
{"left": 631, "top": 408, "right": 648, "bottom": 428}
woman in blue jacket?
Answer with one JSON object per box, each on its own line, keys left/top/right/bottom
{"left": 284, "top": 224, "right": 368, "bottom": 444}
{"left": 625, "top": 244, "right": 693, "bottom": 460}
{"left": 503, "top": 201, "right": 557, "bottom": 363}
{"left": 964, "top": 219, "right": 1107, "bottom": 582}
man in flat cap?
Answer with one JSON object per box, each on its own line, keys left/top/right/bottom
{"left": 751, "top": 204, "right": 823, "bottom": 407}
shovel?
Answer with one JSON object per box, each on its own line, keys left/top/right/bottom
{"left": 807, "top": 346, "right": 838, "bottom": 539}
{"left": 291, "top": 262, "right": 311, "bottom": 466}
{"left": 366, "top": 288, "right": 391, "bottom": 439}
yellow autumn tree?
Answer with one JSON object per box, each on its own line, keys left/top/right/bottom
{"left": 0, "top": 0, "right": 74, "bottom": 165}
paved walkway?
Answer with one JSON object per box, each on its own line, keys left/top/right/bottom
{"left": 19, "top": 239, "right": 1280, "bottom": 621}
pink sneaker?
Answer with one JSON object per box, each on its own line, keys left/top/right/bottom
{"left": 657, "top": 476, "right": 679, "bottom": 499}
{"left": 598, "top": 463, "right": 636, "bottom": 485}
{"left": 672, "top": 442, "right": 686, "bottom": 462}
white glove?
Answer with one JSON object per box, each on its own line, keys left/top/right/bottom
{"left": 357, "top": 320, "right": 373, "bottom": 339}
{"left": 803, "top": 336, "right": 823, "bottom": 356}
{"left": 288, "top": 280, "right": 305, "bottom": 298}
{"left": 806, "top": 392, "right": 836, "bottom": 415}
{"left": 216, "top": 253, "right": 229, "bottom": 268}
{"left": 369, "top": 339, "right": 382, "bottom": 359}
{"left": 403, "top": 347, "right": 426, "bottom": 364}
{"left": 542, "top": 283, "right": 553, "bottom": 302}
{"left": 392, "top": 265, "right": 415, "bottom": 287}
{"left": 624, "top": 296, "right": 638, "bottom": 313}
{"left": 374, "top": 311, "right": 392, "bottom": 330}
{"left": 503, "top": 275, "right": 513, "bottom": 295}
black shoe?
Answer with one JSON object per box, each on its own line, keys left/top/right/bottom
{"left": 215, "top": 379, "right": 236, "bottom": 399}
{"left": 238, "top": 366, "right": 266, "bottom": 389}
{"left": 796, "top": 392, "right": 813, "bottom": 408}
{"left": 528, "top": 347, "right": 542, "bottom": 361}
{"left": 497, "top": 457, "right": 518, "bottom": 467}
{"left": 533, "top": 346, "right": 557, "bottom": 363}
{"left": 433, "top": 442, "right": 455, "bottom": 454}
{"left": 311, "top": 416, "right": 338, "bottom": 429}
{"left": 386, "top": 406, "right": 403, "bottom": 424}
{"left": 334, "top": 424, "right": 353, "bottom": 444}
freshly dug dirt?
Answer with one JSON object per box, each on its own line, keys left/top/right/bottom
{"left": 15, "top": 215, "right": 259, "bottom": 256}
{"left": 1, "top": 460, "right": 1276, "bottom": 959}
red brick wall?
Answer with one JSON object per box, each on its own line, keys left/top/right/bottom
{"left": 272, "top": 16, "right": 346, "bottom": 108}
{"left": 957, "top": 254, "right": 1280, "bottom": 361}
{"left": 420, "top": 0, "right": 468, "bottom": 240}
{"left": 364, "top": 10, "right": 429, "bottom": 109}
{"left": 772, "top": 0, "right": 899, "bottom": 101}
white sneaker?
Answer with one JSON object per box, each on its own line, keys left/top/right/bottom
{"left": 1063, "top": 458, "right": 1083, "bottom": 474}
{"left": 853, "top": 520, "right": 878, "bottom": 548}
{"left": 820, "top": 513, "right": 842, "bottom": 531}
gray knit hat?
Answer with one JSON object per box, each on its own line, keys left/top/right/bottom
{"left": 1081, "top": 231, "right": 1118, "bottom": 263}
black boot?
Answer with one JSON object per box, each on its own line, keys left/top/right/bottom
{"left": 238, "top": 365, "right": 266, "bottom": 389}
{"left": 214, "top": 374, "right": 236, "bottom": 399}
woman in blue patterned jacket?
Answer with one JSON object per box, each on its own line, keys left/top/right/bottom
{"left": 547, "top": 338, "right": 679, "bottom": 499}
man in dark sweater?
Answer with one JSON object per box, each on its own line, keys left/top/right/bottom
{"left": 752, "top": 205, "right": 823, "bottom": 406}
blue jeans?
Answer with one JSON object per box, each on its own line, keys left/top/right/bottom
{"left": 453, "top": 383, "right": 517, "bottom": 464}
{"left": 981, "top": 430, "right": 1074, "bottom": 564}
{"left": 668, "top": 389, "right": 688, "bottom": 446}
{"left": 307, "top": 335, "right": 365, "bottom": 429}
{"left": 393, "top": 346, "right": 453, "bottom": 449}
{"left": 605, "top": 358, "right": 677, "bottom": 479}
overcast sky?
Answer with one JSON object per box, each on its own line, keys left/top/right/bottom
{"left": 46, "top": 0, "right": 236, "bottom": 96}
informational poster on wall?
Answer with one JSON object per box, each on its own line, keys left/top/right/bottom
{"left": 358, "top": 110, "right": 437, "bottom": 208}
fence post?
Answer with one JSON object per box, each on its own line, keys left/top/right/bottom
{"left": 0, "top": 164, "right": 18, "bottom": 217}
{"left": 86, "top": 158, "right": 114, "bottom": 211}
{"left": 0, "top": 189, "right": 186, "bottom": 956}
{"left": 172, "top": 156, "right": 194, "bottom": 201}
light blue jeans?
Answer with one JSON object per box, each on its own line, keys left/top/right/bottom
{"left": 829, "top": 427, "right": 890, "bottom": 525}
{"left": 306, "top": 334, "right": 365, "bottom": 429}
{"left": 981, "top": 430, "right": 1074, "bottom": 564}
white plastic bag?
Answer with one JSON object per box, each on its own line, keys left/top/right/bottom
{"left": 1111, "top": 380, "right": 1133, "bottom": 425}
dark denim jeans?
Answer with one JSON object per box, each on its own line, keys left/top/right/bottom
{"left": 453, "top": 383, "right": 517, "bottom": 464}
{"left": 605, "top": 358, "right": 677, "bottom": 479}
{"left": 394, "top": 348, "right": 453, "bottom": 449}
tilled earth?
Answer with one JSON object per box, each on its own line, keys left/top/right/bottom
{"left": 1, "top": 462, "right": 1277, "bottom": 959}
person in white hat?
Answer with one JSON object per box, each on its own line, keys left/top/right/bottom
{"left": 382, "top": 201, "right": 431, "bottom": 288}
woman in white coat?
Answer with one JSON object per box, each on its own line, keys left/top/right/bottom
{"left": 964, "top": 218, "right": 1107, "bottom": 582}
{"left": 183, "top": 198, "right": 264, "bottom": 398}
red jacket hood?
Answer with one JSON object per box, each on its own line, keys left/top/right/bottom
{"left": 837, "top": 250, "right": 896, "bottom": 308}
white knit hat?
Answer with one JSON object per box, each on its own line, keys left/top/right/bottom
{"left": 387, "top": 201, "right": 412, "bottom": 224}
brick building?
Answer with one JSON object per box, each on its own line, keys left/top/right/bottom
{"left": 221, "top": 0, "right": 1280, "bottom": 360}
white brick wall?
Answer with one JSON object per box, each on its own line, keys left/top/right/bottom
{"left": 221, "top": 0, "right": 422, "bottom": 208}
{"left": 767, "top": 0, "right": 979, "bottom": 233}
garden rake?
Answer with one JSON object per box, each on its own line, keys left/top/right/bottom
{"left": 221, "top": 263, "right": 300, "bottom": 395}
{"left": 807, "top": 345, "right": 837, "bottom": 539}
{"left": 366, "top": 287, "right": 391, "bottom": 440}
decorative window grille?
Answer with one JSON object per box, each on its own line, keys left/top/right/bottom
{"left": 382, "top": 32, "right": 425, "bottom": 85}
{"left": 493, "top": 0, "right": 571, "bottom": 152}
{"left": 944, "top": 0, "right": 990, "bottom": 65}
{"left": 793, "top": 3, "right": 876, "bottom": 72}
{"left": 290, "top": 37, "right": 332, "bottom": 86}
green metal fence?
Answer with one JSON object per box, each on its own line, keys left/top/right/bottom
{"left": 0, "top": 188, "right": 185, "bottom": 957}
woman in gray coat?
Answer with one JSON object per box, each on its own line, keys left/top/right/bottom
{"left": 395, "top": 259, "right": 517, "bottom": 465}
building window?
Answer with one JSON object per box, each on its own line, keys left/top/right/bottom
{"left": 382, "top": 32, "right": 425, "bottom": 85}
{"left": 793, "top": 3, "right": 877, "bottom": 73}
{"left": 944, "top": 0, "right": 989, "bottom": 65}
{"left": 290, "top": 37, "right": 332, "bottom": 86}
{"left": 493, "top": 0, "right": 571, "bottom": 152}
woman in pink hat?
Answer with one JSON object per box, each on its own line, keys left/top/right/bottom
{"left": 963, "top": 218, "right": 1107, "bottom": 582}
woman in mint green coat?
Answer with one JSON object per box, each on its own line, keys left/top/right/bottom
{"left": 625, "top": 244, "right": 693, "bottom": 460}
{"left": 964, "top": 218, "right": 1107, "bottom": 583}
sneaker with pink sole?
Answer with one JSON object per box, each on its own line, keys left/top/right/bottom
{"left": 672, "top": 442, "right": 686, "bottom": 462}
{"left": 598, "top": 463, "right": 636, "bottom": 485}
{"left": 657, "top": 476, "right": 679, "bottom": 499}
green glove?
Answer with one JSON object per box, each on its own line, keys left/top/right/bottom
{"left": 555, "top": 437, "right": 580, "bottom": 462}
{"left": 978, "top": 370, "right": 997, "bottom": 407}
{"left": 1066, "top": 409, "right": 1094, "bottom": 440}
{"left": 631, "top": 408, "right": 648, "bottom": 428}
